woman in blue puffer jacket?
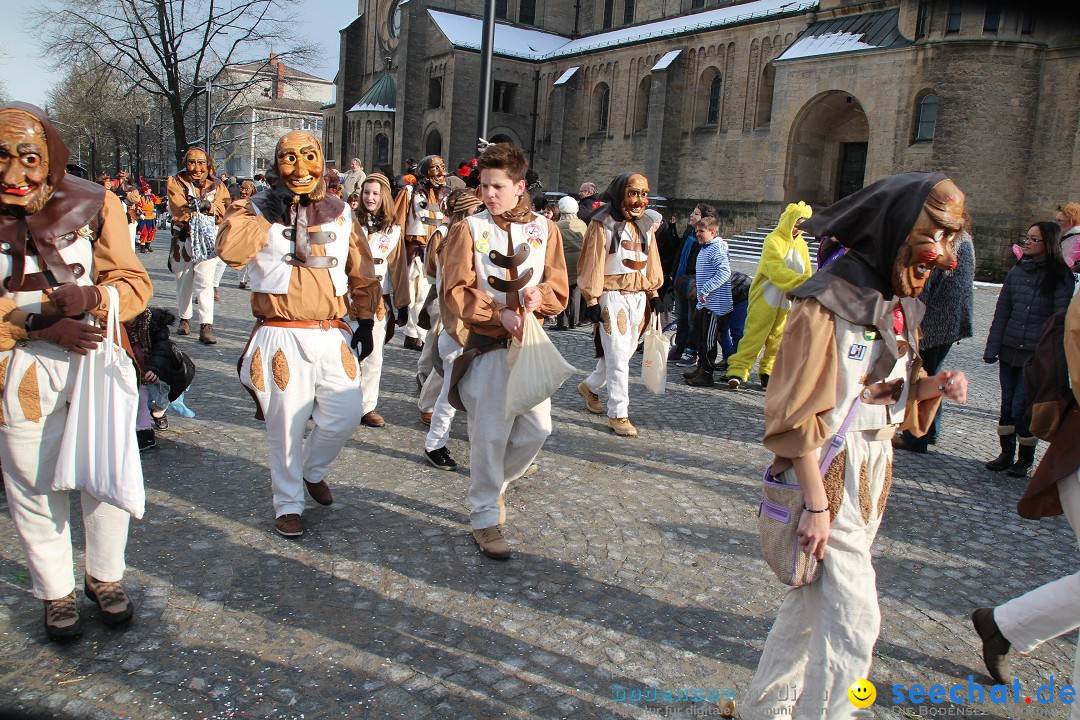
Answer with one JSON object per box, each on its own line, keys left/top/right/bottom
{"left": 984, "top": 221, "right": 1075, "bottom": 476}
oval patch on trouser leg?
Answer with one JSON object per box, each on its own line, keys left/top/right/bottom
{"left": 617, "top": 309, "right": 628, "bottom": 336}
{"left": 250, "top": 347, "right": 265, "bottom": 392}
{"left": 341, "top": 341, "right": 358, "bottom": 381}
{"left": 272, "top": 349, "right": 290, "bottom": 391}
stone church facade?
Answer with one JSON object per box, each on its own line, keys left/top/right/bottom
{"left": 325, "top": 0, "right": 1080, "bottom": 276}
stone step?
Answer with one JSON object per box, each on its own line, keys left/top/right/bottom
{"left": 726, "top": 227, "right": 820, "bottom": 265}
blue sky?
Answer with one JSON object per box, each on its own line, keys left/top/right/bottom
{"left": 0, "top": 0, "right": 353, "bottom": 106}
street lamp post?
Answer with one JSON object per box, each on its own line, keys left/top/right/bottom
{"left": 135, "top": 115, "right": 142, "bottom": 181}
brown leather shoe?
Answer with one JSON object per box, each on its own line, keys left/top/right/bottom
{"left": 177, "top": 318, "right": 191, "bottom": 335}
{"left": 421, "top": 411, "right": 433, "bottom": 425}
{"left": 84, "top": 575, "right": 134, "bottom": 626}
{"left": 972, "top": 608, "right": 1012, "bottom": 684}
{"left": 199, "top": 323, "right": 217, "bottom": 345}
{"left": 361, "top": 410, "right": 385, "bottom": 427}
{"left": 304, "top": 479, "right": 333, "bottom": 506}
{"left": 608, "top": 417, "right": 638, "bottom": 437}
{"left": 577, "top": 382, "right": 604, "bottom": 414}
{"left": 472, "top": 525, "right": 511, "bottom": 560}
{"left": 43, "top": 591, "right": 83, "bottom": 640}
{"left": 275, "top": 514, "right": 304, "bottom": 537}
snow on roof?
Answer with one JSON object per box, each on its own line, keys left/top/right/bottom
{"left": 428, "top": 0, "right": 817, "bottom": 61}
{"left": 427, "top": 9, "right": 569, "bottom": 61}
{"left": 553, "top": 66, "right": 579, "bottom": 86}
{"left": 652, "top": 49, "right": 682, "bottom": 71}
{"left": 777, "top": 9, "right": 910, "bottom": 61}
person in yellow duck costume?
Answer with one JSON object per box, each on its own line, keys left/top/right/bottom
{"left": 725, "top": 201, "right": 813, "bottom": 389}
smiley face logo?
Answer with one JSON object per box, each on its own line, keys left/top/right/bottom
{"left": 848, "top": 679, "right": 876, "bottom": 708}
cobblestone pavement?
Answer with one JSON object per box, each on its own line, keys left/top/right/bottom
{"left": 0, "top": 248, "right": 1075, "bottom": 720}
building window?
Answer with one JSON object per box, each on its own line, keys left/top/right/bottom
{"left": 983, "top": 4, "right": 1000, "bottom": 32}
{"left": 603, "top": 0, "right": 614, "bottom": 29}
{"left": 495, "top": 0, "right": 508, "bottom": 20}
{"left": 623, "top": 0, "right": 635, "bottom": 25}
{"left": 946, "top": 2, "right": 962, "bottom": 33}
{"left": 428, "top": 78, "right": 442, "bottom": 109}
{"left": 691, "top": 0, "right": 704, "bottom": 7}
{"left": 915, "top": 0, "right": 930, "bottom": 39}
{"left": 915, "top": 93, "right": 937, "bottom": 141}
{"left": 1021, "top": 11, "right": 1034, "bottom": 34}
{"left": 426, "top": 129, "right": 442, "bottom": 157}
{"left": 634, "top": 76, "right": 651, "bottom": 132}
{"left": 520, "top": 0, "right": 535, "bottom": 24}
{"left": 707, "top": 74, "right": 722, "bottom": 125}
{"left": 592, "top": 82, "right": 610, "bottom": 134}
{"left": 492, "top": 81, "right": 516, "bottom": 113}
{"left": 376, "top": 134, "right": 389, "bottom": 166}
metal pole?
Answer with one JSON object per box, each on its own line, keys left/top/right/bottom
{"left": 90, "top": 139, "right": 96, "bottom": 178}
{"left": 476, "top": 0, "right": 496, "bottom": 144}
{"left": 135, "top": 119, "right": 142, "bottom": 181}
{"left": 205, "top": 78, "right": 212, "bottom": 159}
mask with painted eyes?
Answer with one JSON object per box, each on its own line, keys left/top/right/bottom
{"left": 419, "top": 155, "right": 447, "bottom": 189}
{"left": 0, "top": 110, "right": 51, "bottom": 213}
{"left": 621, "top": 174, "right": 649, "bottom": 221}
{"left": 891, "top": 178, "right": 964, "bottom": 298}
{"left": 275, "top": 131, "right": 324, "bottom": 197}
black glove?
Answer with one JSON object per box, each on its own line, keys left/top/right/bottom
{"left": 649, "top": 296, "right": 665, "bottom": 314}
{"left": 984, "top": 354, "right": 998, "bottom": 364}
{"left": 350, "top": 318, "right": 375, "bottom": 361}
{"left": 251, "top": 184, "right": 295, "bottom": 223}
{"left": 585, "top": 304, "right": 602, "bottom": 324}
{"left": 396, "top": 307, "right": 409, "bottom": 327}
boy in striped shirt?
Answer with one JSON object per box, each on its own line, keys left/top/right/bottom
{"left": 685, "top": 216, "right": 732, "bottom": 387}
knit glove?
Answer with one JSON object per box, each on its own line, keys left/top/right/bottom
{"left": 49, "top": 284, "right": 102, "bottom": 317}
{"left": 584, "top": 304, "right": 602, "bottom": 324}
{"left": 396, "top": 307, "right": 409, "bottom": 327}
{"left": 251, "top": 184, "right": 295, "bottom": 224}
{"left": 350, "top": 319, "right": 375, "bottom": 361}
{"left": 649, "top": 296, "right": 665, "bottom": 314}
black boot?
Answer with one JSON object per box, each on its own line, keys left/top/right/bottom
{"left": 1007, "top": 440, "right": 1037, "bottom": 477}
{"left": 986, "top": 430, "right": 1016, "bottom": 472}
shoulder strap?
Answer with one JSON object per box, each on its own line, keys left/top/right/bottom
{"left": 818, "top": 397, "right": 863, "bottom": 475}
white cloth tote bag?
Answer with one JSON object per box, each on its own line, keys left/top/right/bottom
{"left": 641, "top": 313, "right": 670, "bottom": 395}
{"left": 52, "top": 285, "right": 146, "bottom": 519}
{"left": 505, "top": 313, "right": 576, "bottom": 419}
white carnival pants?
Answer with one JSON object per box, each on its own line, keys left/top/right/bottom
{"left": 0, "top": 341, "right": 130, "bottom": 600}
{"left": 996, "top": 469, "right": 1080, "bottom": 719}
{"left": 584, "top": 290, "right": 646, "bottom": 419}
{"left": 424, "top": 331, "right": 464, "bottom": 451}
{"left": 240, "top": 324, "right": 365, "bottom": 517}
{"left": 174, "top": 258, "right": 217, "bottom": 324}
{"left": 404, "top": 256, "right": 429, "bottom": 340}
{"left": 741, "top": 431, "right": 891, "bottom": 720}
{"left": 457, "top": 348, "right": 551, "bottom": 529}
{"left": 360, "top": 328, "right": 385, "bottom": 416}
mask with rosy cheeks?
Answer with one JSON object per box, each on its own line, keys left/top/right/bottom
{"left": 276, "top": 131, "right": 324, "bottom": 196}
{"left": 0, "top": 111, "right": 50, "bottom": 212}
{"left": 420, "top": 155, "right": 447, "bottom": 188}
{"left": 184, "top": 149, "right": 209, "bottom": 187}
{"left": 891, "top": 179, "right": 964, "bottom": 297}
{"left": 621, "top": 174, "right": 649, "bottom": 220}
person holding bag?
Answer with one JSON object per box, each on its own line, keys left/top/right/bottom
{"left": 0, "top": 102, "right": 153, "bottom": 641}
{"left": 740, "top": 173, "right": 969, "bottom": 719}
{"left": 441, "top": 143, "right": 568, "bottom": 560}
{"left": 216, "top": 130, "right": 381, "bottom": 539}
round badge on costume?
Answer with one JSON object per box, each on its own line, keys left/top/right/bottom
{"left": 524, "top": 222, "right": 543, "bottom": 248}
{"left": 475, "top": 237, "right": 490, "bottom": 253}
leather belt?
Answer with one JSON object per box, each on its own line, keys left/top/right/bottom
{"left": 257, "top": 318, "right": 349, "bottom": 331}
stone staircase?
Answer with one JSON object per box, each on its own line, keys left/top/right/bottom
{"left": 726, "top": 227, "right": 820, "bottom": 268}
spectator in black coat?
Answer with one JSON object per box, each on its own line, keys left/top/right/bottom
{"left": 984, "top": 221, "right": 1075, "bottom": 476}
{"left": 126, "top": 308, "right": 178, "bottom": 450}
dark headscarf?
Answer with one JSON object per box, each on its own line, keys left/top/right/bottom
{"left": 0, "top": 103, "right": 105, "bottom": 288}
{"left": 793, "top": 172, "right": 953, "bottom": 384}
{"left": 592, "top": 172, "right": 652, "bottom": 253}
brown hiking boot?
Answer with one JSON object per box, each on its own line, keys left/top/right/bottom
{"left": 304, "top": 479, "right": 333, "bottom": 506}
{"left": 472, "top": 525, "right": 511, "bottom": 560}
{"left": 686, "top": 371, "right": 714, "bottom": 387}
{"left": 43, "top": 591, "right": 83, "bottom": 640}
{"left": 84, "top": 575, "right": 134, "bottom": 626}
{"left": 275, "top": 514, "right": 304, "bottom": 538}
{"left": 361, "top": 410, "right": 385, "bottom": 427}
{"left": 972, "top": 608, "right": 1012, "bottom": 684}
{"left": 608, "top": 417, "right": 638, "bottom": 437}
{"left": 177, "top": 318, "right": 191, "bottom": 335}
{"left": 199, "top": 324, "right": 217, "bottom": 344}
{"left": 421, "top": 411, "right": 433, "bottom": 425}
{"left": 577, "top": 382, "right": 604, "bottom": 414}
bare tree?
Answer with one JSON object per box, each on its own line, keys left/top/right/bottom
{"left": 41, "top": 0, "right": 311, "bottom": 169}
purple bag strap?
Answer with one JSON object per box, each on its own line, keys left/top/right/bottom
{"left": 817, "top": 397, "right": 862, "bottom": 476}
